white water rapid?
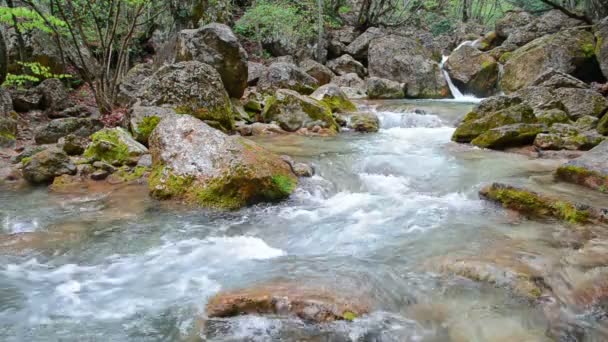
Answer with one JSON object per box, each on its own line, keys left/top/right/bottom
{"left": 440, "top": 40, "right": 483, "bottom": 103}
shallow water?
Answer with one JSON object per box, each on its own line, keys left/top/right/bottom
{"left": 1, "top": 100, "right": 606, "bottom": 341}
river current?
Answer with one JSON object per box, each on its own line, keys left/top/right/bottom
{"left": 0, "top": 100, "right": 602, "bottom": 341}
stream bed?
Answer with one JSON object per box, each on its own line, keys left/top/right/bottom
{"left": 1, "top": 100, "right": 607, "bottom": 341}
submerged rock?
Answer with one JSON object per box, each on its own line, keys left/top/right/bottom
{"left": 206, "top": 282, "right": 368, "bottom": 322}
{"left": 148, "top": 115, "right": 297, "bottom": 210}
{"left": 366, "top": 77, "right": 405, "bottom": 99}
{"left": 257, "top": 62, "right": 319, "bottom": 95}
{"left": 137, "top": 61, "right": 234, "bottom": 131}
{"left": 555, "top": 140, "right": 608, "bottom": 192}
{"left": 445, "top": 45, "right": 498, "bottom": 97}
{"left": 309, "top": 84, "right": 356, "bottom": 113}
{"left": 479, "top": 182, "right": 605, "bottom": 224}
{"left": 22, "top": 148, "right": 76, "bottom": 184}
{"left": 262, "top": 89, "right": 338, "bottom": 133}
{"left": 84, "top": 127, "right": 148, "bottom": 165}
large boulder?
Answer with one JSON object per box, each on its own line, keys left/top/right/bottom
{"left": 444, "top": 45, "right": 499, "bottom": 97}
{"left": 263, "top": 89, "right": 339, "bottom": 133}
{"left": 116, "top": 63, "right": 154, "bottom": 106}
{"left": 348, "top": 112, "right": 380, "bottom": 133}
{"left": 34, "top": 118, "right": 103, "bottom": 144}
{"left": 471, "top": 123, "right": 546, "bottom": 149}
{"left": 148, "top": 115, "right": 297, "bottom": 209}
{"left": 553, "top": 88, "right": 608, "bottom": 119}
{"left": 345, "top": 27, "right": 384, "bottom": 63}
{"left": 129, "top": 103, "right": 177, "bottom": 144}
{"left": 366, "top": 77, "right": 405, "bottom": 99}
{"left": 495, "top": 10, "right": 535, "bottom": 40}
{"left": 247, "top": 62, "right": 267, "bottom": 86}
{"left": 326, "top": 54, "right": 366, "bottom": 78}
{"left": 310, "top": 84, "right": 356, "bottom": 113}
{"left": 500, "top": 29, "right": 598, "bottom": 93}
{"left": 84, "top": 127, "right": 148, "bottom": 165}
{"left": 10, "top": 88, "right": 44, "bottom": 112}
{"left": 555, "top": 140, "right": 608, "bottom": 192}
{"left": 137, "top": 61, "right": 234, "bottom": 131}
{"left": 596, "top": 17, "right": 608, "bottom": 79}
{"left": 452, "top": 96, "right": 535, "bottom": 143}
{"left": 175, "top": 23, "right": 248, "bottom": 98}
{"left": 38, "top": 78, "right": 73, "bottom": 113}
{"left": 22, "top": 148, "right": 76, "bottom": 184}
{"left": 368, "top": 35, "right": 449, "bottom": 99}
{"left": 333, "top": 73, "right": 367, "bottom": 99}
{"left": 299, "top": 59, "right": 333, "bottom": 85}
{"left": 499, "top": 10, "right": 584, "bottom": 47}
{"left": 257, "top": 62, "right": 319, "bottom": 95}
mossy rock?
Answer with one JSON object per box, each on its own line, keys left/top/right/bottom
{"left": 262, "top": 89, "right": 339, "bottom": 133}
{"left": 310, "top": 84, "right": 357, "bottom": 113}
{"left": 471, "top": 123, "right": 546, "bottom": 149}
{"left": 347, "top": 112, "right": 380, "bottom": 133}
{"left": 555, "top": 140, "right": 608, "bottom": 192}
{"left": 84, "top": 127, "right": 148, "bottom": 165}
{"left": 452, "top": 102, "right": 535, "bottom": 143}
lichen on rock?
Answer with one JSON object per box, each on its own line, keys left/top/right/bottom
{"left": 84, "top": 127, "right": 148, "bottom": 165}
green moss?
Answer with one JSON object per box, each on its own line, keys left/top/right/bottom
{"left": 148, "top": 166, "right": 194, "bottom": 199}
{"left": 84, "top": 129, "right": 131, "bottom": 164}
{"left": 552, "top": 201, "right": 590, "bottom": 224}
{"left": 320, "top": 96, "right": 357, "bottom": 114}
{"left": 21, "top": 156, "right": 32, "bottom": 166}
{"left": 582, "top": 43, "right": 596, "bottom": 58}
{"left": 114, "top": 166, "right": 150, "bottom": 182}
{"left": 136, "top": 116, "right": 160, "bottom": 144}
{"left": 272, "top": 174, "right": 296, "bottom": 194}
{"left": 498, "top": 52, "right": 513, "bottom": 64}
{"left": 174, "top": 104, "right": 234, "bottom": 132}
{"left": 528, "top": 287, "right": 542, "bottom": 299}
{"left": 343, "top": 311, "right": 357, "bottom": 321}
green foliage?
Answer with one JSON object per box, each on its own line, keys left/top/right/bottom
{"left": 0, "top": 6, "right": 66, "bottom": 33}
{"left": 426, "top": 12, "right": 455, "bottom": 36}
{"left": 3, "top": 62, "right": 71, "bottom": 88}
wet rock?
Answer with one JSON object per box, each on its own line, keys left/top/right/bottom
{"left": 368, "top": 34, "right": 448, "bottom": 99}
{"left": 500, "top": 29, "right": 598, "bottom": 93}
{"left": 129, "top": 103, "right": 177, "bottom": 145}
{"left": 84, "top": 127, "right": 148, "bottom": 165}
{"left": 479, "top": 182, "right": 605, "bottom": 224}
{"left": 452, "top": 96, "right": 535, "bottom": 143}
{"left": 90, "top": 169, "right": 110, "bottom": 181}
{"left": 366, "top": 77, "right": 405, "bottom": 99}
{"left": 310, "top": 84, "right": 356, "bottom": 113}
{"left": 327, "top": 54, "right": 366, "bottom": 78}
{"left": 262, "top": 89, "right": 338, "bottom": 133}
{"left": 472, "top": 31, "right": 498, "bottom": 51}
{"left": 175, "top": 23, "right": 248, "bottom": 98}
{"left": 34, "top": 118, "right": 103, "bottom": 144}
{"left": 10, "top": 88, "right": 43, "bottom": 112}
{"left": 597, "top": 17, "right": 608, "bottom": 79}
{"left": 148, "top": 115, "right": 297, "bottom": 209}
{"left": 348, "top": 112, "right": 380, "bottom": 133}
{"left": 534, "top": 124, "right": 605, "bottom": 151}
{"left": 137, "top": 61, "right": 234, "bottom": 131}
{"left": 471, "top": 123, "right": 546, "bottom": 150}
{"left": 257, "top": 62, "right": 319, "bottom": 95}
{"left": 60, "top": 134, "right": 88, "bottom": 156}
{"left": 345, "top": 27, "right": 384, "bottom": 63}
{"left": 445, "top": 45, "right": 498, "bottom": 97}
{"left": 116, "top": 63, "right": 154, "bottom": 106}
{"left": 206, "top": 282, "right": 368, "bottom": 322}
{"left": 555, "top": 140, "right": 608, "bottom": 192}
{"left": 22, "top": 148, "right": 76, "bottom": 184}
{"left": 299, "top": 59, "right": 333, "bottom": 86}
{"left": 247, "top": 62, "right": 267, "bottom": 86}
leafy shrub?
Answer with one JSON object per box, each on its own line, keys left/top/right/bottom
{"left": 3, "top": 62, "right": 71, "bottom": 88}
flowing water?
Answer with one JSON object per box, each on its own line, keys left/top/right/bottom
{"left": 0, "top": 100, "right": 606, "bottom": 341}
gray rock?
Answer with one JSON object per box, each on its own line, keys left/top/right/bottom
{"left": 299, "top": 59, "right": 333, "bottom": 86}
{"left": 84, "top": 127, "right": 148, "bottom": 165}
{"left": 60, "top": 134, "right": 88, "bottom": 156}
{"left": 326, "top": 54, "right": 366, "bottom": 78}
{"left": 310, "top": 84, "right": 356, "bottom": 113}
{"left": 49, "top": 105, "right": 98, "bottom": 119}
{"left": 34, "top": 118, "right": 103, "bottom": 144}
{"left": 553, "top": 88, "right": 608, "bottom": 118}
{"left": 574, "top": 115, "right": 599, "bottom": 131}
{"left": 22, "top": 148, "right": 77, "bottom": 184}
{"left": 129, "top": 103, "right": 177, "bottom": 144}
{"left": 348, "top": 112, "right": 380, "bottom": 133}
{"left": 556, "top": 140, "right": 608, "bottom": 191}
{"left": 10, "top": 88, "right": 43, "bottom": 112}
{"left": 471, "top": 123, "right": 547, "bottom": 149}
{"left": 257, "top": 62, "right": 319, "bottom": 95}
{"left": 444, "top": 45, "right": 498, "bottom": 97}
{"left": 345, "top": 27, "right": 384, "bottom": 62}
{"left": 262, "top": 89, "right": 338, "bottom": 133}
{"left": 247, "top": 62, "right": 267, "bottom": 86}
{"left": 38, "top": 78, "right": 72, "bottom": 112}
{"left": 116, "top": 63, "right": 154, "bottom": 106}
{"left": 597, "top": 17, "right": 608, "bottom": 79}
{"left": 366, "top": 77, "right": 405, "bottom": 99}
{"left": 531, "top": 69, "right": 589, "bottom": 89}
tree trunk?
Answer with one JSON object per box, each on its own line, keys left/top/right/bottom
{"left": 317, "top": 0, "right": 325, "bottom": 63}
{"left": 462, "top": 0, "right": 469, "bottom": 22}
{"left": 0, "top": 28, "right": 7, "bottom": 85}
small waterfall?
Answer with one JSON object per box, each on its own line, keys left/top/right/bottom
{"left": 440, "top": 40, "right": 483, "bottom": 103}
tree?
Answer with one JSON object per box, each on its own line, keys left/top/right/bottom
{"left": 0, "top": 28, "right": 7, "bottom": 85}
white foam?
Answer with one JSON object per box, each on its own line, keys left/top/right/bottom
{"left": 376, "top": 111, "right": 444, "bottom": 129}
{"left": 205, "top": 236, "right": 286, "bottom": 260}
{"left": 359, "top": 173, "right": 410, "bottom": 195}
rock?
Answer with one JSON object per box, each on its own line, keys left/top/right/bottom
{"left": 553, "top": 88, "right": 608, "bottom": 119}
{"left": 495, "top": 10, "right": 535, "bottom": 40}
{"left": 452, "top": 96, "right": 535, "bottom": 143}
{"left": 148, "top": 115, "right": 297, "bottom": 209}
{"left": 175, "top": 23, "right": 248, "bottom": 98}
{"left": 471, "top": 123, "right": 546, "bottom": 149}
{"left": 534, "top": 124, "right": 605, "bottom": 151}
{"left": 348, "top": 112, "right": 380, "bottom": 133}
{"left": 90, "top": 170, "right": 110, "bottom": 181}
{"left": 345, "top": 27, "right": 384, "bottom": 63}
{"left": 368, "top": 34, "right": 448, "bottom": 99}
{"left": 555, "top": 140, "right": 608, "bottom": 192}
{"left": 515, "top": 86, "right": 563, "bottom": 114}
{"left": 299, "top": 59, "right": 333, "bottom": 86}
{"left": 236, "top": 122, "right": 286, "bottom": 136}
{"left": 84, "top": 127, "right": 148, "bottom": 165}
{"left": 22, "top": 148, "right": 77, "bottom": 184}
{"left": 0, "top": 90, "right": 17, "bottom": 147}
{"left": 574, "top": 115, "right": 598, "bottom": 131}
{"left": 281, "top": 155, "right": 314, "bottom": 177}
{"left": 230, "top": 99, "right": 252, "bottom": 123}
{"left": 0, "top": 88, "right": 13, "bottom": 113}
{"left": 537, "top": 109, "right": 570, "bottom": 126}
{"left": 444, "top": 45, "right": 498, "bottom": 97}
{"left": 34, "top": 118, "right": 103, "bottom": 144}
{"left": 472, "top": 31, "right": 498, "bottom": 51}
{"left": 598, "top": 113, "right": 608, "bottom": 135}
{"left": 597, "top": 17, "right": 608, "bottom": 79}
{"left": 262, "top": 89, "right": 338, "bottom": 133}
{"left": 326, "top": 54, "right": 366, "bottom": 78}
{"left": 60, "top": 134, "right": 88, "bottom": 156}
{"left": 333, "top": 73, "right": 367, "bottom": 98}
{"left": 257, "top": 62, "right": 319, "bottom": 95}
{"left": 137, "top": 61, "right": 234, "bottom": 131}
{"left": 500, "top": 29, "right": 598, "bottom": 93}
{"left": 480, "top": 182, "right": 603, "bottom": 224}
{"left": 10, "top": 88, "right": 43, "bottom": 112}
{"left": 116, "top": 63, "right": 154, "bottom": 106}
{"left": 247, "top": 62, "right": 267, "bottom": 86}
{"left": 206, "top": 282, "right": 368, "bottom": 322}
{"left": 366, "top": 77, "right": 405, "bottom": 99}
{"left": 129, "top": 103, "right": 177, "bottom": 144}
{"left": 501, "top": 10, "right": 583, "bottom": 47}
{"left": 310, "top": 84, "right": 356, "bottom": 113}
{"left": 38, "top": 78, "right": 72, "bottom": 112}
{"left": 531, "top": 69, "right": 589, "bottom": 89}
{"left": 49, "top": 105, "right": 98, "bottom": 119}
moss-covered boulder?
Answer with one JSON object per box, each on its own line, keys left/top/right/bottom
{"left": 452, "top": 96, "right": 535, "bottom": 143}
{"left": 347, "top": 112, "right": 380, "bottom": 133}
{"left": 536, "top": 109, "right": 570, "bottom": 126}
{"left": 137, "top": 61, "right": 234, "bottom": 131}
{"left": 257, "top": 62, "right": 319, "bottom": 95}
{"left": 310, "top": 84, "right": 356, "bottom": 113}
{"left": 553, "top": 88, "right": 608, "bottom": 119}
{"left": 128, "top": 103, "right": 177, "bottom": 145}
{"left": 22, "top": 148, "right": 76, "bottom": 184}
{"left": 34, "top": 118, "right": 103, "bottom": 145}
{"left": 555, "top": 140, "right": 608, "bottom": 192}
{"left": 444, "top": 45, "right": 499, "bottom": 97}
{"left": 262, "top": 89, "right": 339, "bottom": 133}
{"left": 500, "top": 29, "right": 597, "bottom": 93}
{"left": 366, "top": 77, "right": 405, "bottom": 99}
{"left": 471, "top": 123, "right": 546, "bottom": 149}
{"left": 597, "top": 17, "right": 608, "bottom": 80}
{"left": 534, "top": 124, "right": 605, "bottom": 151}
{"left": 148, "top": 115, "right": 297, "bottom": 210}
{"left": 480, "top": 183, "right": 602, "bottom": 224}
{"left": 84, "top": 128, "right": 148, "bottom": 165}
